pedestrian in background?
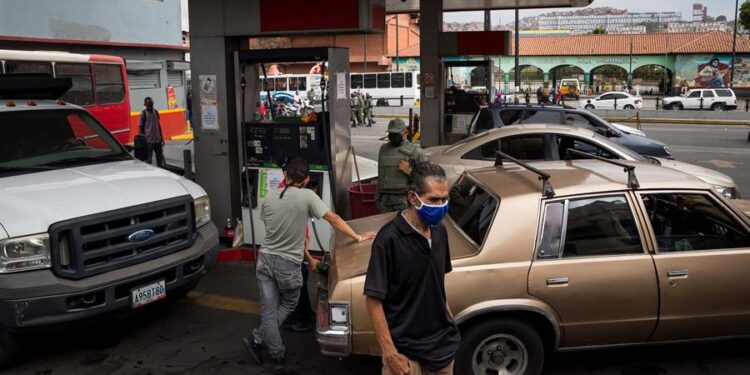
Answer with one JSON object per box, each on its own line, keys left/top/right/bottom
{"left": 243, "top": 157, "right": 375, "bottom": 371}
{"left": 376, "top": 119, "right": 426, "bottom": 213}
{"left": 138, "top": 97, "right": 165, "bottom": 167}
{"left": 364, "top": 93, "right": 376, "bottom": 127}
{"left": 350, "top": 92, "right": 362, "bottom": 127}
{"left": 365, "top": 161, "right": 460, "bottom": 375}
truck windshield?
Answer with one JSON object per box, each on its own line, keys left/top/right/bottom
{"left": 0, "top": 108, "right": 130, "bottom": 174}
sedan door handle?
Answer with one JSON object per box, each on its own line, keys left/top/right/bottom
{"left": 546, "top": 277, "right": 569, "bottom": 286}
{"left": 667, "top": 269, "right": 688, "bottom": 278}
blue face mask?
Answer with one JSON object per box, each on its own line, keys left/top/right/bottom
{"left": 414, "top": 194, "right": 449, "bottom": 227}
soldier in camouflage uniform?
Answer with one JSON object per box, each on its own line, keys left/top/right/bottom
{"left": 376, "top": 118, "right": 426, "bottom": 213}
{"left": 363, "top": 93, "right": 376, "bottom": 127}
{"left": 350, "top": 92, "right": 362, "bottom": 127}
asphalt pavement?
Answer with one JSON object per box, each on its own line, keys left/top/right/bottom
{"left": 7, "top": 120, "right": 749, "bottom": 374}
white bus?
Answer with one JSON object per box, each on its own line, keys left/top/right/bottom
{"left": 259, "top": 71, "right": 420, "bottom": 107}
{"left": 350, "top": 71, "right": 420, "bottom": 106}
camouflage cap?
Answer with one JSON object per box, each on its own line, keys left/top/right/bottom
{"left": 387, "top": 118, "right": 407, "bottom": 133}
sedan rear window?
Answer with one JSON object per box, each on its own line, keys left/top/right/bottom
{"left": 449, "top": 177, "right": 498, "bottom": 247}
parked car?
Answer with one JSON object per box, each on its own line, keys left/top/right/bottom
{"left": 0, "top": 76, "right": 219, "bottom": 365}
{"left": 468, "top": 104, "right": 673, "bottom": 158}
{"left": 662, "top": 88, "right": 737, "bottom": 111}
{"left": 316, "top": 157, "right": 750, "bottom": 375}
{"left": 579, "top": 91, "right": 643, "bottom": 110}
{"left": 426, "top": 124, "right": 740, "bottom": 199}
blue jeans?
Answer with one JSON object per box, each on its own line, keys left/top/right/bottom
{"left": 252, "top": 252, "right": 303, "bottom": 359}
{"left": 147, "top": 142, "right": 165, "bottom": 166}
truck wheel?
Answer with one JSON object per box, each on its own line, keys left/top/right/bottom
{"left": 0, "top": 328, "right": 17, "bottom": 368}
{"left": 711, "top": 103, "right": 725, "bottom": 111}
{"left": 456, "top": 318, "right": 544, "bottom": 375}
{"left": 672, "top": 103, "right": 684, "bottom": 110}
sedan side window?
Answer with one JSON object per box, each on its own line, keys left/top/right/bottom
{"left": 449, "top": 177, "right": 499, "bottom": 246}
{"left": 564, "top": 112, "right": 599, "bottom": 132}
{"left": 641, "top": 193, "right": 750, "bottom": 252}
{"left": 556, "top": 135, "right": 616, "bottom": 160}
{"left": 537, "top": 196, "right": 643, "bottom": 259}
{"left": 522, "top": 110, "right": 562, "bottom": 124}
{"left": 499, "top": 110, "right": 523, "bottom": 126}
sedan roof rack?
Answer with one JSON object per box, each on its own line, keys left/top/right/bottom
{"left": 495, "top": 151, "right": 555, "bottom": 198}
{"left": 565, "top": 149, "right": 640, "bottom": 189}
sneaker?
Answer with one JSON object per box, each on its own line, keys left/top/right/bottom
{"left": 271, "top": 355, "right": 286, "bottom": 371}
{"left": 242, "top": 337, "right": 263, "bottom": 365}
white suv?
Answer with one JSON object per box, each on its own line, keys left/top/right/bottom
{"left": 663, "top": 88, "right": 737, "bottom": 111}
{"left": 0, "top": 76, "right": 219, "bottom": 365}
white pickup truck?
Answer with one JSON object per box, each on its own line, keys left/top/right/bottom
{"left": 0, "top": 76, "right": 219, "bottom": 365}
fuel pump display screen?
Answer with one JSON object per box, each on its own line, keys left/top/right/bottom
{"left": 243, "top": 120, "right": 329, "bottom": 167}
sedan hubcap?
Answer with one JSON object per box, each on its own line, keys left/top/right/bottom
{"left": 472, "top": 334, "right": 528, "bottom": 375}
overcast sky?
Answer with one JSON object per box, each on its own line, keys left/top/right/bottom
{"left": 445, "top": 0, "right": 742, "bottom": 24}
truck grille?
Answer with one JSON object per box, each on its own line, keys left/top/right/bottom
{"left": 49, "top": 196, "right": 195, "bottom": 280}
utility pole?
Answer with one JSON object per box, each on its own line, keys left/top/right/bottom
{"left": 514, "top": 8, "right": 520, "bottom": 91}
{"left": 364, "top": 33, "right": 368, "bottom": 73}
{"left": 731, "top": 0, "right": 739, "bottom": 87}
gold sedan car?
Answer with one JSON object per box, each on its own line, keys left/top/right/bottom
{"left": 316, "top": 157, "right": 750, "bottom": 374}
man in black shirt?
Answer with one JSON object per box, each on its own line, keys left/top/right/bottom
{"left": 364, "top": 162, "right": 460, "bottom": 375}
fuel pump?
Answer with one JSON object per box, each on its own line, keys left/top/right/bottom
{"left": 235, "top": 48, "right": 352, "bottom": 253}
{"left": 443, "top": 60, "right": 494, "bottom": 144}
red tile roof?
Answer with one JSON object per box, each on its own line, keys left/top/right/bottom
{"left": 389, "top": 31, "right": 750, "bottom": 57}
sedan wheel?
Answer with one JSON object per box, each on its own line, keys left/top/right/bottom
{"left": 624, "top": 104, "right": 635, "bottom": 110}
{"left": 584, "top": 104, "right": 595, "bottom": 110}
{"left": 457, "top": 319, "right": 544, "bottom": 375}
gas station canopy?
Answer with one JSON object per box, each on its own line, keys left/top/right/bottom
{"left": 386, "top": 0, "right": 593, "bottom": 13}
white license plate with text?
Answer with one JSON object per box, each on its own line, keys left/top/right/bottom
{"left": 131, "top": 280, "right": 166, "bottom": 308}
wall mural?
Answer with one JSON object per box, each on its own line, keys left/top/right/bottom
{"left": 675, "top": 54, "right": 750, "bottom": 88}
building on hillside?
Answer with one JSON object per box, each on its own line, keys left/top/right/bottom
{"left": 571, "top": 25, "right": 646, "bottom": 34}
{"left": 389, "top": 31, "right": 750, "bottom": 96}
{"left": 0, "top": 0, "right": 190, "bottom": 140}
{"left": 537, "top": 11, "right": 682, "bottom": 34}
{"left": 693, "top": 3, "right": 708, "bottom": 22}
{"left": 668, "top": 21, "right": 729, "bottom": 33}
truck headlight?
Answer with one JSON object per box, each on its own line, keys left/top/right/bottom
{"left": 714, "top": 186, "right": 737, "bottom": 200}
{"left": 330, "top": 304, "right": 349, "bottom": 326}
{"left": 0, "top": 233, "right": 51, "bottom": 273}
{"left": 194, "top": 196, "right": 212, "bottom": 228}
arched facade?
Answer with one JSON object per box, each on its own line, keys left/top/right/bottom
{"left": 632, "top": 64, "right": 673, "bottom": 95}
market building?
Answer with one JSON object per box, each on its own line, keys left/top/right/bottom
{"left": 390, "top": 30, "right": 750, "bottom": 95}
{"left": 0, "top": 0, "right": 190, "bottom": 140}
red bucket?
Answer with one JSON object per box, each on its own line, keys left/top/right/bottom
{"left": 348, "top": 183, "right": 380, "bottom": 219}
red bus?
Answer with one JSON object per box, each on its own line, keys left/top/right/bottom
{"left": 0, "top": 49, "right": 131, "bottom": 144}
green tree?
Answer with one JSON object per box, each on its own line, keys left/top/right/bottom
{"left": 592, "top": 26, "right": 607, "bottom": 35}
{"left": 741, "top": 1, "right": 750, "bottom": 33}
{"left": 716, "top": 15, "right": 727, "bottom": 22}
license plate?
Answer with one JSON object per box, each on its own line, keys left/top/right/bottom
{"left": 131, "top": 280, "right": 166, "bottom": 308}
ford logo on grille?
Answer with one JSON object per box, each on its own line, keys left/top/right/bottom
{"left": 128, "top": 229, "right": 155, "bottom": 243}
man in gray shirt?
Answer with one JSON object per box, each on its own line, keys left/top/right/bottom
{"left": 243, "top": 157, "right": 376, "bottom": 370}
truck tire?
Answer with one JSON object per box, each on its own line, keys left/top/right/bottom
{"left": 0, "top": 328, "right": 17, "bottom": 368}
{"left": 672, "top": 102, "right": 684, "bottom": 110}
{"left": 711, "top": 103, "right": 725, "bottom": 111}
{"left": 456, "top": 318, "right": 545, "bottom": 375}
